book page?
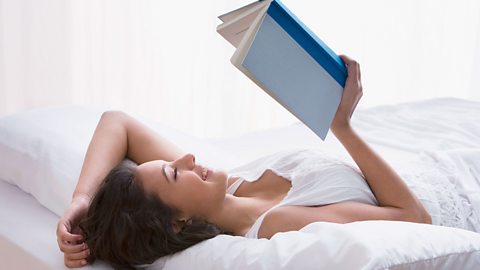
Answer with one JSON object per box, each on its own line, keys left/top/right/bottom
{"left": 217, "top": 3, "right": 267, "bottom": 48}
{"left": 230, "top": 1, "right": 271, "bottom": 66}
{"left": 218, "top": 1, "right": 265, "bottom": 23}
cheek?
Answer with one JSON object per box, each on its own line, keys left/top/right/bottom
{"left": 172, "top": 178, "right": 211, "bottom": 208}
{"left": 143, "top": 179, "right": 164, "bottom": 200}
{"left": 180, "top": 178, "right": 227, "bottom": 212}
{"left": 205, "top": 171, "right": 229, "bottom": 204}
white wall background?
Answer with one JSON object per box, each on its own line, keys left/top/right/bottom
{"left": 1, "top": 0, "right": 479, "bottom": 138}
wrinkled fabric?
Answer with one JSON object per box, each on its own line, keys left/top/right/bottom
{"left": 397, "top": 149, "right": 480, "bottom": 233}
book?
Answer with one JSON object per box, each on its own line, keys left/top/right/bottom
{"left": 217, "top": 0, "right": 347, "bottom": 140}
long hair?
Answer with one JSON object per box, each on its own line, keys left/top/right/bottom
{"left": 79, "top": 159, "right": 231, "bottom": 269}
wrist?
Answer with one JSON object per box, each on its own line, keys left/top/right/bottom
{"left": 331, "top": 122, "right": 353, "bottom": 136}
{"left": 72, "top": 192, "right": 92, "bottom": 204}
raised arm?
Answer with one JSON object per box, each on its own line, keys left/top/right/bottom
{"left": 258, "top": 55, "right": 431, "bottom": 239}
{"left": 332, "top": 124, "right": 431, "bottom": 218}
{"left": 330, "top": 55, "right": 430, "bottom": 221}
{"left": 73, "top": 110, "right": 186, "bottom": 200}
{"left": 57, "top": 111, "right": 186, "bottom": 268}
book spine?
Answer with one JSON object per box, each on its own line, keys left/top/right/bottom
{"left": 267, "top": 0, "right": 347, "bottom": 87}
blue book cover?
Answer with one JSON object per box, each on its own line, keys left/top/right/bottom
{"left": 217, "top": 0, "right": 347, "bottom": 140}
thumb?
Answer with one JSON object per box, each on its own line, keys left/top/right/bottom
{"left": 57, "top": 217, "right": 71, "bottom": 233}
{"left": 339, "top": 54, "right": 353, "bottom": 64}
{"left": 339, "top": 54, "right": 359, "bottom": 80}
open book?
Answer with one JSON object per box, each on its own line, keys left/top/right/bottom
{"left": 217, "top": 0, "right": 347, "bottom": 140}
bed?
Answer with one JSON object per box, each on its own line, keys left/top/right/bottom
{"left": 0, "top": 97, "right": 479, "bottom": 270}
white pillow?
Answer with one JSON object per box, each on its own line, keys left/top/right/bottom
{"left": 0, "top": 105, "right": 236, "bottom": 217}
{"left": 152, "top": 220, "right": 480, "bottom": 270}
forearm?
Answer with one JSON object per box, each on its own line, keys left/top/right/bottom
{"left": 72, "top": 112, "right": 128, "bottom": 200}
{"left": 333, "top": 125, "right": 430, "bottom": 220}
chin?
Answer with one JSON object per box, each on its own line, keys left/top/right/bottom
{"left": 209, "top": 170, "right": 229, "bottom": 201}
{"left": 209, "top": 170, "right": 228, "bottom": 185}
{"left": 213, "top": 169, "right": 227, "bottom": 181}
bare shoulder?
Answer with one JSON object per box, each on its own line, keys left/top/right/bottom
{"left": 258, "top": 202, "right": 413, "bottom": 239}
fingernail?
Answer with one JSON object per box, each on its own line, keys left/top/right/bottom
{"left": 82, "top": 260, "right": 87, "bottom": 265}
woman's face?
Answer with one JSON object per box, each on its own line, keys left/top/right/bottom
{"left": 135, "top": 153, "right": 228, "bottom": 219}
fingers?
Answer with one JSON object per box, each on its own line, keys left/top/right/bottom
{"left": 57, "top": 228, "right": 84, "bottom": 252}
{"left": 358, "top": 63, "right": 361, "bottom": 81}
{"left": 339, "top": 54, "right": 361, "bottom": 81}
{"left": 65, "top": 257, "right": 88, "bottom": 268}
{"left": 339, "top": 54, "right": 359, "bottom": 67}
{"left": 57, "top": 221, "right": 88, "bottom": 257}
{"left": 65, "top": 247, "right": 90, "bottom": 261}
{"left": 59, "top": 231, "right": 84, "bottom": 243}
{"left": 60, "top": 241, "right": 90, "bottom": 268}
{"left": 339, "top": 54, "right": 354, "bottom": 64}
{"left": 57, "top": 202, "right": 91, "bottom": 268}
{"left": 57, "top": 220, "right": 84, "bottom": 241}
{"left": 59, "top": 240, "right": 87, "bottom": 254}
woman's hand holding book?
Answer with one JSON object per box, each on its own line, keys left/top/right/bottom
{"left": 331, "top": 55, "right": 363, "bottom": 134}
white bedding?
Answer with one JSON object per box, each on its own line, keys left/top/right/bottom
{"left": 1, "top": 97, "right": 480, "bottom": 270}
{"left": 0, "top": 180, "right": 111, "bottom": 270}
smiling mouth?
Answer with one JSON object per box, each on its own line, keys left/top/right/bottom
{"left": 201, "top": 167, "right": 208, "bottom": 181}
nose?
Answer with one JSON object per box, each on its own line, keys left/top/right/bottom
{"left": 178, "top": 153, "right": 195, "bottom": 169}
{"left": 186, "top": 153, "right": 195, "bottom": 164}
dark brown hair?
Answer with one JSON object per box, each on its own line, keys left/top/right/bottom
{"left": 79, "top": 159, "right": 231, "bottom": 269}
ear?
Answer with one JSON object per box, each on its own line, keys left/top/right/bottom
{"left": 172, "top": 218, "right": 192, "bottom": 234}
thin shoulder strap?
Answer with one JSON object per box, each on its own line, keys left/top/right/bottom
{"left": 226, "top": 176, "right": 245, "bottom": 195}
{"left": 244, "top": 204, "right": 283, "bottom": 239}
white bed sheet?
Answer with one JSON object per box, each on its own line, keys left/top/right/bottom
{"left": 0, "top": 180, "right": 112, "bottom": 270}
{"left": 209, "top": 97, "right": 480, "bottom": 169}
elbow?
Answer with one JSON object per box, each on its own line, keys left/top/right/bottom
{"left": 100, "top": 111, "right": 130, "bottom": 126}
{"left": 416, "top": 204, "right": 432, "bottom": 224}
{"left": 420, "top": 211, "right": 432, "bottom": 225}
{"left": 413, "top": 210, "right": 432, "bottom": 225}
{"left": 101, "top": 110, "right": 126, "bottom": 120}
{"left": 402, "top": 208, "right": 432, "bottom": 225}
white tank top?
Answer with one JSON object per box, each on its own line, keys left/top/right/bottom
{"left": 226, "top": 149, "right": 379, "bottom": 239}
{"left": 226, "top": 148, "right": 480, "bottom": 238}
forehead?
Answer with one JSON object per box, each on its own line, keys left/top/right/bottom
{"left": 137, "top": 159, "right": 165, "bottom": 172}
{"left": 136, "top": 160, "right": 168, "bottom": 188}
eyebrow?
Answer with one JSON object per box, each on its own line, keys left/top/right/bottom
{"left": 162, "top": 163, "right": 169, "bottom": 183}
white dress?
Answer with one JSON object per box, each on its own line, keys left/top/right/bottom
{"left": 226, "top": 149, "right": 480, "bottom": 239}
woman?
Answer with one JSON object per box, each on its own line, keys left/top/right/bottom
{"left": 56, "top": 55, "right": 433, "bottom": 269}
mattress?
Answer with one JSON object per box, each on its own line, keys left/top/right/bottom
{"left": 0, "top": 180, "right": 111, "bottom": 270}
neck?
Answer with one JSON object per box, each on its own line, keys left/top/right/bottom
{"left": 206, "top": 194, "right": 265, "bottom": 236}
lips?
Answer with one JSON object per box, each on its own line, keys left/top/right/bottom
{"left": 199, "top": 164, "right": 213, "bottom": 181}
{"left": 201, "top": 166, "right": 208, "bottom": 181}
